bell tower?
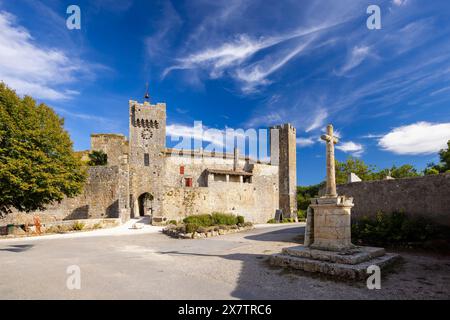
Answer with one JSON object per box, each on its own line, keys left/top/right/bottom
{"left": 128, "top": 92, "right": 166, "bottom": 221}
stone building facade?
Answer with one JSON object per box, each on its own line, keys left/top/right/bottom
{"left": 1, "top": 98, "right": 297, "bottom": 226}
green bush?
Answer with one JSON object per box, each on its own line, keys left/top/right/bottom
{"left": 168, "top": 220, "right": 177, "bottom": 225}
{"left": 297, "top": 209, "right": 306, "bottom": 222}
{"left": 211, "top": 212, "right": 238, "bottom": 225}
{"left": 183, "top": 214, "right": 213, "bottom": 227}
{"left": 351, "top": 211, "right": 438, "bottom": 247}
{"left": 185, "top": 223, "right": 199, "bottom": 234}
{"left": 267, "top": 218, "right": 276, "bottom": 223}
{"left": 92, "top": 223, "right": 103, "bottom": 229}
{"left": 71, "top": 221, "right": 85, "bottom": 231}
{"left": 237, "top": 215, "right": 245, "bottom": 225}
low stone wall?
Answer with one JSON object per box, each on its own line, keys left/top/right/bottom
{"left": 163, "top": 224, "right": 254, "bottom": 239}
{"left": 0, "top": 218, "right": 120, "bottom": 237}
{"left": 336, "top": 173, "right": 450, "bottom": 227}
{"left": 0, "top": 166, "right": 126, "bottom": 226}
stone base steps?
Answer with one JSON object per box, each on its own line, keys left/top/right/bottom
{"left": 270, "top": 246, "right": 400, "bottom": 280}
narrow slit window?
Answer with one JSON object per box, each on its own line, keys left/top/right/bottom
{"left": 144, "top": 153, "right": 150, "bottom": 166}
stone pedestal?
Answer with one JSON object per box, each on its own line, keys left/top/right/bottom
{"left": 309, "top": 196, "right": 354, "bottom": 251}
{"left": 270, "top": 123, "right": 399, "bottom": 279}
{"left": 270, "top": 196, "right": 399, "bottom": 280}
{"left": 270, "top": 245, "right": 399, "bottom": 280}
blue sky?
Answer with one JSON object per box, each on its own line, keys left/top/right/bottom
{"left": 0, "top": 0, "right": 450, "bottom": 185}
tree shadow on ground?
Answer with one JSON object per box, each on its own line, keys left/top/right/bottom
{"left": 245, "top": 225, "right": 305, "bottom": 243}
{"left": 0, "top": 244, "right": 34, "bottom": 253}
{"left": 156, "top": 225, "right": 365, "bottom": 299}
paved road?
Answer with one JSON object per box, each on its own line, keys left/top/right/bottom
{"left": 1, "top": 224, "right": 449, "bottom": 299}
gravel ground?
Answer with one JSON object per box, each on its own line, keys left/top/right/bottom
{"left": 0, "top": 224, "right": 449, "bottom": 299}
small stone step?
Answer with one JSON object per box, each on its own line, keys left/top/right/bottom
{"left": 270, "top": 252, "right": 400, "bottom": 280}
{"left": 282, "top": 245, "right": 386, "bottom": 265}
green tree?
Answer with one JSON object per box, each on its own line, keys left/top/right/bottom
{"left": 438, "top": 140, "right": 450, "bottom": 172}
{"left": 424, "top": 140, "right": 450, "bottom": 174}
{"left": 389, "top": 164, "right": 420, "bottom": 178}
{"left": 297, "top": 182, "right": 324, "bottom": 210}
{"left": 335, "top": 157, "right": 376, "bottom": 184}
{"left": 88, "top": 150, "right": 108, "bottom": 166}
{"left": 0, "top": 83, "right": 86, "bottom": 215}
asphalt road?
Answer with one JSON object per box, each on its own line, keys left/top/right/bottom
{"left": 1, "top": 224, "right": 449, "bottom": 299}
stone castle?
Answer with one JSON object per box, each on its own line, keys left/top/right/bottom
{"left": 2, "top": 98, "right": 297, "bottom": 225}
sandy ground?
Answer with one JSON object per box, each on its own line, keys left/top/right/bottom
{"left": 0, "top": 223, "right": 449, "bottom": 299}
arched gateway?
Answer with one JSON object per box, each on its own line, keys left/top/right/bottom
{"left": 137, "top": 193, "right": 154, "bottom": 218}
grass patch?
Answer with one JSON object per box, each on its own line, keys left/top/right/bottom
{"left": 71, "top": 221, "right": 85, "bottom": 231}
{"left": 267, "top": 217, "right": 296, "bottom": 223}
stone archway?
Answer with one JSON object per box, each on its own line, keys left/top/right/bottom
{"left": 138, "top": 193, "right": 154, "bottom": 218}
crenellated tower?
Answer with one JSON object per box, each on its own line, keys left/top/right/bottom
{"left": 128, "top": 99, "right": 166, "bottom": 222}
{"left": 270, "top": 123, "right": 297, "bottom": 219}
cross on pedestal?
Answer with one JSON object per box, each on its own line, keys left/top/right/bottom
{"left": 321, "top": 124, "right": 339, "bottom": 197}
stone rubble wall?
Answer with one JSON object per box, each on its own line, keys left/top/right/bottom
{"left": 336, "top": 173, "right": 450, "bottom": 227}
{"left": 162, "top": 159, "right": 279, "bottom": 223}
{"left": 0, "top": 166, "right": 126, "bottom": 226}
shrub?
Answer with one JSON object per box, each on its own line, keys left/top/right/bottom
{"left": 237, "top": 216, "right": 245, "bottom": 225}
{"left": 351, "top": 211, "right": 438, "bottom": 247}
{"left": 168, "top": 220, "right": 177, "bottom": 225}
{"left": 92, "top": 223, "right": 103, "bottom": 229}
{"left": 297, "top": 209, "right": 306, "bottom": 222}
{"left": 88, "top": 150, "right": 108, "bottom": 166}
{"left": 185, "top": 223, "right": 199, "bottom": 234}
{"left": 72, "top": 221, "right": 85, "bottom": 231}
{"left": 267, "top": 218, "right": 276, "bottom": 224}
{"left": 211, "top": 212, "right": 238, "bottom": 225}
{"left": 183, "top": 214, "right": 213, "bottom": 227}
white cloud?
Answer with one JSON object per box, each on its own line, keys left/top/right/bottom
{"left": 337, "top": 45, "right": 370, "bottom": 75}
{"left": 236, "top": 39, "right": 313, "bottom": 92}
{"left": 430, "top": 86, "right": 450, "bottom": 96}
{"left": 378, "top": 122, "right": 450, "bottom": 155}
{"left": 297, "top": 137, "right": 315, "bottom": 147}
{"left": 393, "top": 0, "right": 408, "bottom": 6}
{"left": 361, "top": 133, "right": 383, "bottom": 139}
{"left": 336, "top": 141, "right": 364, "bottom": 157}
{"left": 163, "top": 18, "right": 347, "bottom": 92}
{"left": 163, "top": 34, "right": 268, "bottom": 78}
{"left": 167, "top": 123, "right": 224, "bottom": 146}
{"left": 166, "top": 122, "right": 270, "bottom": 161}
{"left": 0, "top": 11, "right": 83, "bottom": 100}
{"left": 305, "top": 108, "right": 328, "bottom": 132}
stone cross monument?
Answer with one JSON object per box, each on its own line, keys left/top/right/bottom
{"left": 270, "top": 124, "right": 399, "bottom": 278}
{"left": 321, "top": 124, "right": 338, "bottom": 197}
{"left": 308, "top": 123, "right": 354, "bottom": 251}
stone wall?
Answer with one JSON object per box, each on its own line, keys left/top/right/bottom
{"left": 91, "top": 134, "right": 128, "bottom": 166}
{"left": 0, "top": 166, "right": 127, "bottom": 226}
{"left": 161, "top": 157, "right": 279, "bottom": 223}
{"left": 336, "top": 173, "right": 450, "bottom": 227}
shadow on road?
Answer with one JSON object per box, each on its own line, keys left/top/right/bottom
{"left": 245, "top": 225, "right": 305, "bottom": 243}
{"left": 157, "top": 225, "right": 310, "bottom": 299}
{"left": 0, "top": 244, "right": 34, "bottom": 253}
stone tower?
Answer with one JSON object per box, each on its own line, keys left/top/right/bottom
{"left": 270, "top": 123, "right": 297, "bottom": 219}
{"left": 128, "top": 99, "right": 166, "bottom": 222}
